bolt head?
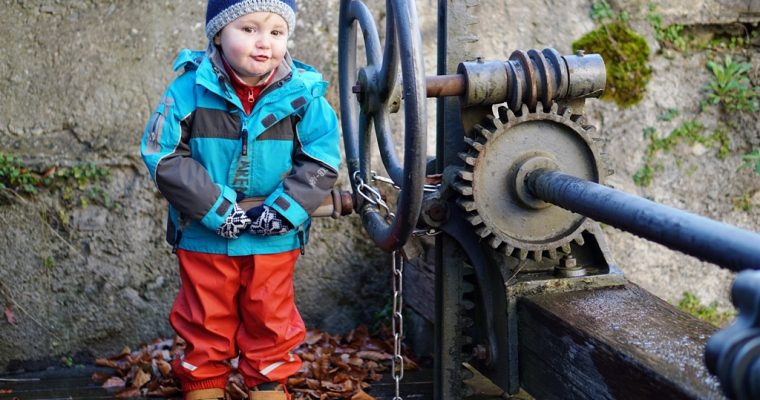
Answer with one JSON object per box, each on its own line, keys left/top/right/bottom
{"left": 561, "top": 256, "right": 577, "bottom": 268}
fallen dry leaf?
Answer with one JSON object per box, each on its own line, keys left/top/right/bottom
{"left": 131, "top": 368, "right": 151, "bottom": 388}
{"left": 4, "top": 305, "right": 16, "bottom": 325}
{"left": 351, "top": 387, "right": 376, "bottom": 400}
{"left": 94, "top": 326, "right": 419, "bottom": 399}
{"left": 102, "top": 376, "right": 126, "bottom": 389}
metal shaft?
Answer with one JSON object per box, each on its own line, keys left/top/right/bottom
{"left": 526, "top": 170, "right": 760, "bottom": 272}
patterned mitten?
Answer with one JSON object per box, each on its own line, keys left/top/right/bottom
{"left": 246, "top": 205, "right": 292, "bottom": 236}
{"left": 216, "top": 203, "right": 251, "bottom": 239}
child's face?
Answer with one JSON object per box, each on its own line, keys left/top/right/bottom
{"left": 215, "top": 12, "right": 289, "bottom": 86}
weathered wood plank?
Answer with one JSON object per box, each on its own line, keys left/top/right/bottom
{"left": 517, "top": 283, "right": 726, "bottom": 399}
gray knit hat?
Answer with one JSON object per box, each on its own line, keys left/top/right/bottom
{"left": 205, "top": 0, "right": 297, "bottom": 41}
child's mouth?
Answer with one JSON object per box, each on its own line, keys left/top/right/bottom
{"left": 253, "top": 55, "right": 269, "bottom": 62}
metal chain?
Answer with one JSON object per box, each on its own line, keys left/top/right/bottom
{"left": 370, "top": 170, "right": 440, "bottom": 193}
{"left": 391, "top": 250, "right": 405, "bottom": 400}
{"left": 353, "top": 171, "right": 395, "bottom": 220}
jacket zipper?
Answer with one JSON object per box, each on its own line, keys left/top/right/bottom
{"left": 297, "top": 227, "right": 305, "bottom": 255}
{"left": 171, "top": 230, "right": 183, "bottom": 254}
{"left": 241, "top": 127, "right": 248, "bottom": 156}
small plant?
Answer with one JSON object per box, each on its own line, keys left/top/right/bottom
{"left": 0, "top": 154, "right": 46, "bottom": 195}
{"left": 733, "top": 193, "right": 754, "bottom": 212}
{"left": 633, "top": 121, "right": 730, "bottom": 186}
{"left": 677, "top": 291, "right": 735, "bottom": 327}
{"left": 0, "top": 153, "right": 111, "bottom": 206}
{"left": 61, "top": 355, "right": 74, "bottom": 368}
{"left": 700, "top": 30, "right": 759, "bottom": 51}
{"left": 647, "top": 4, "right": 689, "bottom": 52}
{"left": 657, "top": 108, "right": 679, "bottom": 121}
{"left": 704, "top": 55, "right": 759, "bottom": 113}
{"left": 43, "top": 255, "right": 55, "bottom": 269}
{"left": 739, "top": 150, "right": 760, "bottom": 174}
{"left": 590, "top": 0, "right": 615, "bottom": 23}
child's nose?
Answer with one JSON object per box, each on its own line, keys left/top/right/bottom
{"left": 255, "top": 37, "right": 270, "bottom": 48}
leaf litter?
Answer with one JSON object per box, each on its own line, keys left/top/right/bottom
{"left": 93, "top": 325, "right": 418, "bottom": 399}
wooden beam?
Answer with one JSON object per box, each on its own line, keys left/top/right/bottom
{"left": 517, "top": 283, "right": 726, "bottom": 399}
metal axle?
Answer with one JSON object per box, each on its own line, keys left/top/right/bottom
{"left": 526, "top": 169, "right": 760, "bottom": 272}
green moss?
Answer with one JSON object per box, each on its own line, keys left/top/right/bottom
{"left": 573, "top": 21, "right": 652, "bottom": 108}
{"left": 676, "top": 291, "right": 735, "bottom": 327}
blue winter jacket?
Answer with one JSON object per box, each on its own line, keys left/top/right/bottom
{"left": 140, "top": 49, "right": 341, "bottom": 255}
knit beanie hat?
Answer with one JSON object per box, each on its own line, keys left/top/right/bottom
{"left": 205, "top": 0, "right": 297, "bottom": 41}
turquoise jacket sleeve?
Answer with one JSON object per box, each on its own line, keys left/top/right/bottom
{"left": 140, "top": 74, "right": 238, "bottom": 233}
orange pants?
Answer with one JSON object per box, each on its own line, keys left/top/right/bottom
{"left": 169, "top": 249, "right": 305, "bottom": 391}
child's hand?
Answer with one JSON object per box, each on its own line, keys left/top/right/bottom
{"left": 246, "top": 205, "right": 293, "bottom": 236}
{"left": 216, "top": 204, "right": 252, "bottom": 239}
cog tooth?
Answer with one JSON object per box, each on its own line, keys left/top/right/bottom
{"left": 485, "top": 113, "right": 503, "bottom": 129}
{"left": 574, "top": 235, "right": 585, "bottom": 246}
{"left": 453, "top": 182, "right": 473, "bottom": 196}
{"left": 547, "top": 248, "right": 559, "bottom": 260}
{"left": 584, "top": 125, "right": 597, "bottom": 133}
{"left": 561, "top": 243, "right": 572, "bottom": 254}
{"left": 475, "top": 124, "right": 493, "bottom": 140}
{"left": 458, "top": 170, "right": 474, "bottom": 182}
{"left": 550, "top": 102, "right": 559, "bottom": 114}
{"left": 466, "top": 213, "right": 483, "bottom": 225}
{"left": 459, "top": 152, "right": 478, "bottom": 166}
{"left": 457, "top": 198, "right": 477, "bottom": 212}
{"left": 505, "top": 245, "right": 515, "bottom": 256}
{"left": 518, "top": 248, "right": 529, "bottom": 260}
{"left": 561, "top": 107, "right": 572, "bottom": 118}
{"left": 532, "top": 250, "right": 543, "bottom": 262}
{"left": 520, "top": 103, "right": 530, "bottom": 116}
{"left": 487, "top": 236, "right": 502, "bottom": 249}
{"left": 463, "top": 137, "right": 484, "bottom": 152}
{"left": 475, "top": 226, "right": 492, "bottom": 238}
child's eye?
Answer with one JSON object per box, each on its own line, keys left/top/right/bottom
{"left": 243, "top": 26, "right": 256, "bottom": 33}
{"left": 272, "top": 30, "right": 283, "bottom": 36}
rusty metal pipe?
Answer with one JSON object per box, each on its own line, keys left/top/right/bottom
{"left": 425, "top": 74, "right": 465, "bottom": 97}
{"left": 239, "top": 190, "right": 353, "bottom": 218}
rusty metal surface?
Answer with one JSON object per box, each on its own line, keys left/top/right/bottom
{"left": 455, "top": 103, "right": 605, "bottom": 261}
{"left": 456, "top": 49, "right": 605, "bottom": 108}
{"left": 425, "top": 74, "right": 466, "bottom": 98}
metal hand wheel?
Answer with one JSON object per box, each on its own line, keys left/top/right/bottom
{"left": 338, "top": 0, "right": 427, "bottom": 252}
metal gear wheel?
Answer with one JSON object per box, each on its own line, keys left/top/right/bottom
{"left": 454, "top": 102, "right": 607, "bottom": 262}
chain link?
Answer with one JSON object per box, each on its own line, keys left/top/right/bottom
{"left": 353, "top": 171, "right": 395, "bottom": 220}
{"left": 391, "top": 250, "right": 405, "bottom": 400}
